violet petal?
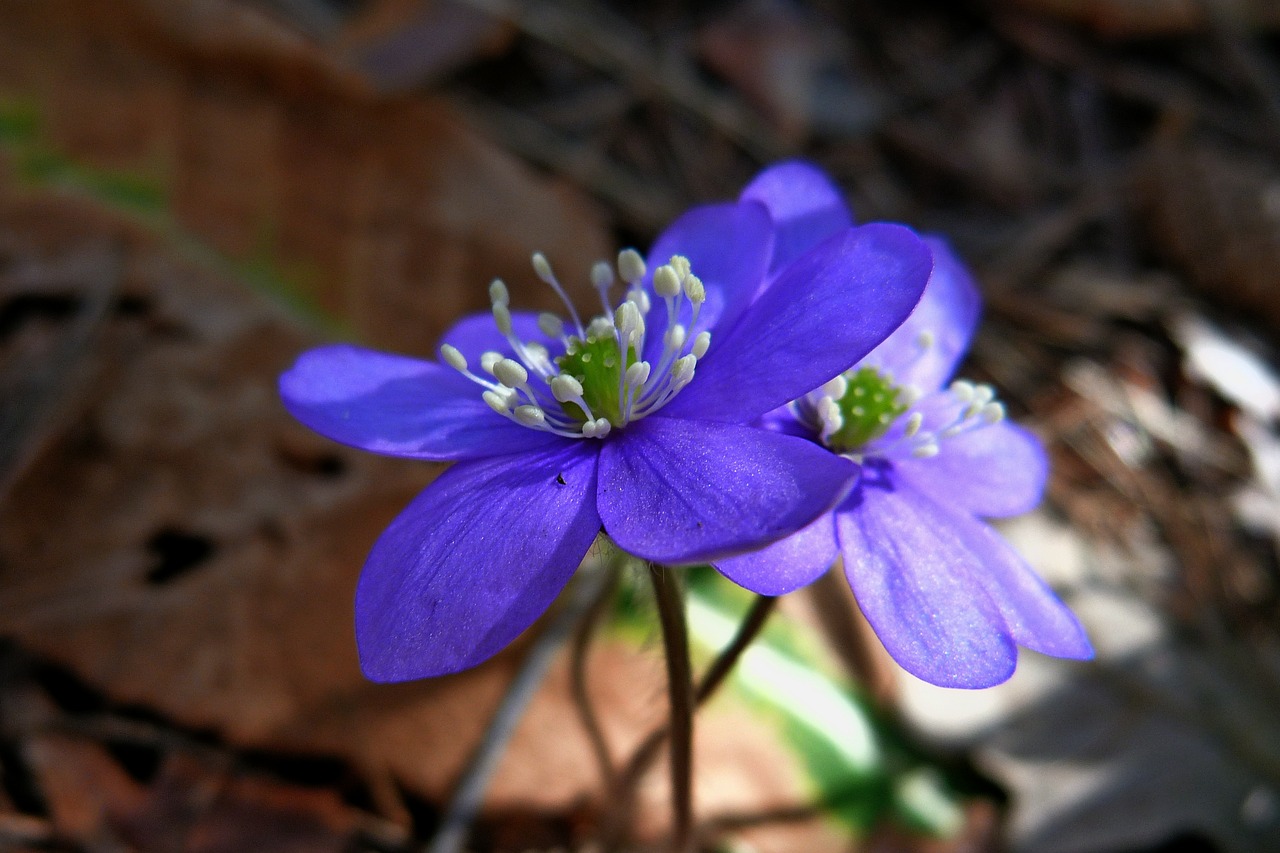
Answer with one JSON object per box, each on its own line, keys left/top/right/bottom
{"left": 665, "top": 223, "right": 931, "bottom": 423}
{"left": 597, "top": 416, "right": 857, "bottom": 564}
{"left": 715, "top": 511, "right": 838, "bottom": 595}
{"left": 279, "top": 344, "right": 562, "bottom": 460}
{"left": 740, "top": 160, "right": 853, "bottom": 278}
{"left": 356, "top": 441, "right": 601, "bottom": 681}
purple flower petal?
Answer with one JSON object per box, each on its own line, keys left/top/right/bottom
{"left": 279, "top": 344, "right": 563, "bottom": 461}
{"left": 641, "top": 201, "right": 774, "bottom": 364}
{"left": 757, "top": 404, "right": 814, "bottom": 440}
{"left": 440, "top": 310, "right": 556, "bottom": 362}
{"left": 895, "top": 421, "right": 1049, "bottom": 518}
{"left": 356, "top": 441, "right": 602, "bottom": 681}
{"left": 862, "top": 237, "right": 981, "bottom": 392}
{"left": 836, "top": 478, "right": 1018, "bottom": 688}
{"left": 715, "top": 511, "right": 838, "bottom": 595}
{"left": 740, "top": 160, "right": 853, "bottom": 278}
{"left": 664, "top": 223, "right": 931, "bottom": 424}
{"left": 937, "top": 496, "right": 1092, "bottom": 660}
{"left": 597, "top": 416, "right": 857, "bottom": 565}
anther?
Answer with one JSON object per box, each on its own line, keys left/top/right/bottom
{"left": 538, "top": 313, "right": 564, "bottom": 338}
{"left": 653, "top": 264, "right": 682, "bottom": 298}
{"left": 591, "top": 261, "right": 614, "bottom": 290}
{"left": 617, "top": 249, "right": 646, "bottom": 284}
{"left": 531, "top": 252, "right": 554, "bottom": 283}
{"left": 494, "top": 358, "right": 528, "bottom": 388}
{"left": 551, "top": 374, "right": 584, "bottom": 403}
{"left": 480, "top": 351, "right": 503, "bottom": 374}
{"left": 440, "top": 344, "right": 467, "bottom": 372}
{"left": 821, "top": 375, "right": 848, "bottom": 399}
{"left": 950, "top": 380, "right": 975, "bottom": 404}
{"left": 683, "top": 274, "right": 706, "bottom": 304}
{"left": 669, "top": 255, "right": 691, "bottom": 280}
{"left": 982, "top": 402, "right": 1005, "bottom": 423}
{"left": 483, "top": 390, "right": 511, "bottom": 414}
{"left": 489, "top": 279, "right": 509, "bottom": 307}
{"left": 625, "top": 361, "right": 651, "bottom": 387}
{"left": 671, "top": 354, "right": 696, "bottom": 385}
{"left": 664, "top": 324, "right": 686, "bottom": 351}
{"left": 492, "top": 303, "right": 513, "bottom": 336}
{"left": 912, "top": 443, "right": 940, "bottom": 459}
{"left": 691, "top": 331, "right": 711, "bottom": 359}
{"left": 514, "top": 405, "right": 546, "bottom": 428}
{"left": 903, "top": 412, "right": 924, "bottom": 437}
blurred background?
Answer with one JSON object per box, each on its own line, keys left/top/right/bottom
{"left": 2, "top": 0, "right": 1280, "bottom": 851}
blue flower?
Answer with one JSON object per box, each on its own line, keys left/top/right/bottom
{"left": 279, "top": 164, "right": 933, "bottom": 682}
{"left": 716, "top": 163, "right": 1093, "bottom": 688}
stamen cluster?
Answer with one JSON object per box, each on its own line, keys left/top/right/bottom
{"left": 793, "top": 331, "right": 1006, "bottom": 460}
{"left": 440, "top": 250, "right": 710, "bottom": 439}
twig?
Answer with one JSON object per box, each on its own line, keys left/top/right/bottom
{"left": 426, "top": 562, "right": 614, "bottom": 853}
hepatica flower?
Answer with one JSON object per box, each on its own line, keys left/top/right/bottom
{"left": 716, "top": 167, "right": 1093, "bottom": 688}
{"left": 279, "top": 163, "right": 932, "bottom": 682}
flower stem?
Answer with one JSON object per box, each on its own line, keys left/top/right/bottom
{"left": 648, "top": 563, "right": 694, "bottom": 853}
{"left": 598, "top": 593, "right": 777, "bottom": 850}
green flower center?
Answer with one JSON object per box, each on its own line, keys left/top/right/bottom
{"left": 825, "top": 367, "right": 907, "bottom": 452}
{"left": 555, "top": 334, "right": 638, "bottom": 426}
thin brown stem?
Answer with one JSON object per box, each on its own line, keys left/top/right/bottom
{"left": 570, "top": 565, "right": 619, "bottom": 791}
{"left": 648, "top": 563, "right": 694, "bottom": 853}
{"left": 599, "top": 593, "right": 777, "bottom": 850}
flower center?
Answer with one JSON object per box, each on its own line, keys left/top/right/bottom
{"left": 439, "top": 250, "right": 710, "bottom": 440}
{"left": 794, "top": 333, "right": 1006, "bottom": 461}
{"left": 822, "top": 367, "right": 907, "bottom": 453}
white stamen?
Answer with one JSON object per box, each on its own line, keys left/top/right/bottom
{"left": 691, "top": 331, "right": 711, "bottom": 359}
{"left": 591, "top": 261, "right": 614, "bottom": 290}
{"left": 494, "top": 358, "right": 528, "bottom": 388}
{"left": 671, "top": 354, "right": 697, "bottom": 386}
{"left": 950, "top": 380, "right": 975, "bottom": 404}
{"left": 483, "top": 390, "right": 511, "bottom": 414}
{"left": 514, "top": 405, "right": 546, "bottom": 427}
{"left": 551, "top": 374, "right": 584, "bottom": 403}
{"left": 591, "top": 417, "right": 612, "bottom": 438}
{"left": 538, "top": 312, "right": 564, "bottom": 339}
{"left": 617, "top": 249, "right": 646, "bottom": 284}
{"left": 912, "top": 442, "right": 940, "bottom": 458}
{"left": 664, "top": 324, "right": 686, "bottom": 351}
{"left": 480, "top": 351, "right": 503, "bottom": 374}
{"left": 818, "top": 396, "right": 843, "bottom": 438}
{"left": 669, "top": 255, "right": 691, "bottom": 280}
{"left": 900, "top": 385, "right": 922, "bottom": 407}
{"left": 654, "top": 264, "right": 682, "bottom": 298}
{"left": 489, "top": 279, "right": 509, "bottom": 307}
{"left": 531, "top": 252, "right": 553, "bottom": 283}
{"left": 821, "top": 374, "right": 848, "bottom": 399}
{"left": 903, "top": 412, "right": 923, "bottom": 437}
{"left": 626, "top": 361, "right": 651, "bottom": 387}
{"left": 683, "top": 273, "right": 706, "bottom": 304}
{"left": 492, "top": 303, "right": 513, "bottom": 335}
{"left": 440, "top": 344, "right": 467, "bottom": 372}
{"left": 982, "top": 402, "right": 1006, "bottom": 423}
